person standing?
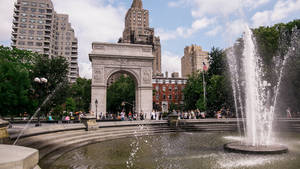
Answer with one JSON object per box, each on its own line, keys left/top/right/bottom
{"left": 287, "top": 107, "right": 292, "bottom": 118}
{"left": 140, "top": 110, "right": 144, "bottom": 120}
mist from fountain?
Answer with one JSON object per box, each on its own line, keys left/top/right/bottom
{"left": 13, "top": 83, "right": 64, "bottom": 145}
{"left": 227, "top": 25, "right": 297, "bottom": 147}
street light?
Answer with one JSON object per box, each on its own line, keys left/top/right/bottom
{"left": 95, "top": 99, "right": 98, "bottom": 120}
{"left": 34, "top": 77, "right": 48, "bottom": 127}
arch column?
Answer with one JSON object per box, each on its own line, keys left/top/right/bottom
{"left": 91, "top": 85, "right": 107, "bottom": 119}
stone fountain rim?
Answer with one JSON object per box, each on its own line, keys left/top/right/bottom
{"left": 224, "top": 142, "right": 288, "bottom": 155}
{"left": 0, "top": 118, "right": 9, "bottom": 128}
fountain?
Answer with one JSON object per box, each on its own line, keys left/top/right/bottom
{"left": 0, "top": 118, "right": 9, "bottom": 144}
{"left": 224, "top": 25, "right": 291, "bottom": 154}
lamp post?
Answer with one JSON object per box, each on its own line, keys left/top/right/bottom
{"left": 95, "top": 99, "right": 98, "bottom": 120}
{"left": 34, "top": 77, "right": 48, "bottom": 127}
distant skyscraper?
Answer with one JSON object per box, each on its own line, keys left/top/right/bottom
{"left": 181, "top": 45, "right": 209, "bottom": 77}
{"left": 119, "top": 0, "right": 162, "bottom": 75}
{"left": 11, "top": 0, "right": 79, "bottom": 83}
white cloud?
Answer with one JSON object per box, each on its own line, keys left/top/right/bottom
{"left": 52, "top": 0, "right": 125, "bottom": 79}
{"left": 158, "top": 17, "right": 215, "bottom": 40}
{"left": 162, "top": 51, "right": 181, "bottom": 76}
{"left": 225, "top": 19, "right": 247, "bottom": 40}
{"left": 190, "top": 0, "right": 241, "bottom": 18}
{"left": 157, "top": 28, "right": 177, "bottom": 41}
{"left": 0, "top": 0, "right": 15, "bottom": 43}
{"left": 251, "top": 0, "right": 300, "bottom": 27}
{"left": 252, "top": 11, "right": 271, "bottom": 27}
{"left": 169, "top": 0, "right": 270, "bottom": 18}
{"left": 206, "top": 26, "right": 221, "bottom": 36}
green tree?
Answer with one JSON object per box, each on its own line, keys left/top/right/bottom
{"left": 31, "top": 55, "right": 69, "bottom": 115}
{"left": 208, "top": 47, "right": 227, "bottom": 77}
{"left": 183, "top": 72, "right": 205, "bottom": 111}
{"left": 69, "top": 78, "right": 91, "bottom": 112}
{"left": 183, "top": 47, "right": 234, "bottom": 114}
{"left": 0, "top": 46, "right": 35, "bottom": 117}
{"left": 107, "top": 75, "right": 135, "bottom": 114}
{"left": 65, "top": 97, "right": 76, "bottom": 113}
{"left": 0, "top": 58, "right": 31, "bottom": 117}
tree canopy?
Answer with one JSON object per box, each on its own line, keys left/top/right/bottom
{"left": 107, "top": 75, "right": 136, "bottom": 114}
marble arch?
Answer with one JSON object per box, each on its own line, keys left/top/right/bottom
{"left": 89, "top": 42, "right": 154, "bottom": 119}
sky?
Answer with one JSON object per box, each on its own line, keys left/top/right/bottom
{"left": 1, "top": 0, "right": 300, "bottom": 79}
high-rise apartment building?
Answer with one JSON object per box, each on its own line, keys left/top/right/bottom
{"left": 181, "top": 45, "right": 209, "bottom": 78}
{"left": 119, "top": 0, "right": 162, "bottom": 75}
{"left": 11, "top": 0, "right": 79, "bottom": 83}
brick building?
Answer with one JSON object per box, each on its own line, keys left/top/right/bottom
{"left": 152, "top": 74, "right": 187, "bottom": 112}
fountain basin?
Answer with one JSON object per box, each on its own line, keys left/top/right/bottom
{"left": 224, "top": 142, "right": 288, "bottom": 154}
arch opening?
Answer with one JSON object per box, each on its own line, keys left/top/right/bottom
{"left": 105, "top": 70, "right": 139, "bottom": 120}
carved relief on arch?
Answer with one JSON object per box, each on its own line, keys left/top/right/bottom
{"left": 142, "top": 69, "right": 152, "bottom": 84}
{"left": 93, "top": 67, "right": 104, "bottom": 84}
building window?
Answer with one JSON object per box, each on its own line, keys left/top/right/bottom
{"left": 37, "top": 31, "right": 43, "bottom": 35}
{"left": 175, "top": 95, "right": 178, "bottom": 99}
{"left": 36, "top": 37, "right": 42, "bottom": 40}
{"left": 31, "top": 8, "right": 36, "bottom": 12}
{"left": 156, "top": 95, "right": 159, "bottom": 100}
{"left": 36, "top": 42, "right": 42, "bottom": 46}
{"left": 30, "top": 14, "right": 36, "bottom": 17}
{"left": 22, "top": 2, "right": 29, "bottom": 6}
{"left": 28, "top": 30, "right": 34, "bottom": 34}
{"left": 162, "top": 86, "right": 166, "bottom": 92}
{"left": 169, "top": 86, "right": 172, "bottom": 92}
{"left": 155, "top": 86, "right": 159, "bottom": 91}
{"left": 21, "top": 18, "right": 27, "bottom": 22}
{"left": 31, "top": 2, "right": 37, "bottom": 7}
{"left": 37, "top": 25, "right": 43, "bottom": 29}
{"left": 20, "top": 29, "right": 26, "bottom": 34}
{"left": 39, "top": 3, "right": 46, "bottom": 8}
{"left": 21, "top": 7, "right": 28, "bottom": 12}
{"left": 28, "top": 36, "right": 34, "bottom": 40}
{"left": 169, "top": 95, "right": 172, "bottom": 100}
{"left": 21, "top": 13, "right": 27, "bottom": 17}
{"left": 39, "top": 9, "right": 45, "bottom": 13}
{"left": 27, "top": 42, "right": 34, "bottom": 46}
{"left": 18, "top": 41, "right": 25, "bottom": 45}
{"left": 163, "top": 94, "right": 166, "bottom": 100}
{"left": 20, "top": 23, "right": 27, "bottom": 28}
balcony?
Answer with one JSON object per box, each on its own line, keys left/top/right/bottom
{"left": 71, "top": 55, "right": 77, "bottom": 59}
{"left": 14, "top": 8, "right": 19, "bottom": 13}
{"left": 45, "top": 25, "right": 51, "bottom": 30}
{"left": 13, "top": 19, "right": 19, "bottom": 24}
{"left": 14, "top": 2, "right": 20, "bottom": 7}
{"left": 12, "top": 31, "right": 17, "bottom": 35}
{"left": 71, "top": 59, "right": 77, "bottom": 63}
{"left": 71, "top": 51, "right": 78, "bottom": 55}
{"left": 11, "top": 36, "right": 17, "bottom": 40}
{"left": 13, "top": 14, "right": 19, "bottom": 18}
{"left": 46, "top": 9, "right": 52, "bottom": 13}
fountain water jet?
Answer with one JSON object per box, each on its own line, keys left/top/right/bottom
{"left": 225, "top": 25, "right": 289, "bottom": 154}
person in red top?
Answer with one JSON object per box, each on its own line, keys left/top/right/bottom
{"left": 128, "top": 112, "right": 132, "bottom": 121}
